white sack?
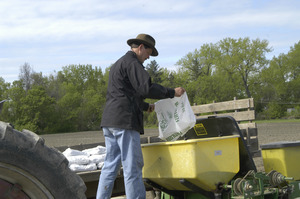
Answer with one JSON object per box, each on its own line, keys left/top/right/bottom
{"left": 69, "top": 163, "right": 97, "bottom": 172}
{"left": 155, "top": 92, "right": 196, "bottom": 141}
{"left": 97, "top": 162, "right": 104, "bottom": 169}
{"left": 89, "top": 154, "right": 106, "bottom": 164}
{"left": 62, "top": 148, "right": 88, "bottom": 157}
{"left": 82, "top": 145, "right": 106, "bottom": 156}
{"left": 66, "top": 155, "right": 90, "bottom": 165}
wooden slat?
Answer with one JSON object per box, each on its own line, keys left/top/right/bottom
{"left": 238, "top": 123, "right": 257, "bottom": 129}
{"left": 240, "top": 128, "right": 258, "bottom": 139}
{"left": 195, "top": 110, "right": 255, "bottom": 122}
{"left": 192, "top": 98, "right": 254, "bottom": 114}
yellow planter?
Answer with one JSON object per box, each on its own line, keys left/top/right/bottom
{"left": 261, "top": 141, "right": 300, "bottom": 180}
{"left": 142, "top": 135, "right": 240, "bottom": 191}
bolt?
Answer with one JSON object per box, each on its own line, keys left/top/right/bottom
{"left": 284, "top": 177, "right": 294, "bottom": 181}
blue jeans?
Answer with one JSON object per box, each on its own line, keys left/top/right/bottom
{"left": 96, "top": 127, "right": 146, "bottom": 199}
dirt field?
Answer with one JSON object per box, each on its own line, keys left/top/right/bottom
{"left": 42, "top": 122, "right": 300, "bottom": 147}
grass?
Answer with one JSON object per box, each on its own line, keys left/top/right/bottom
{"left": 255, "top": 118, "right": 300, "bottom": 124}
{"left": 144, "top": 124, "right": 158, "bottom": 129}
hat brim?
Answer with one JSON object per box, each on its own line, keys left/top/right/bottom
{"left": 127, "top": 39, "right": 158, "bottom": 56}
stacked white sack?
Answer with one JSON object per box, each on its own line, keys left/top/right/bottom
{"left": 83, "top": 146, "right": 106, "bottom": 169}
{"left": 62, "top": 146, "right": 106, "bottom": 172}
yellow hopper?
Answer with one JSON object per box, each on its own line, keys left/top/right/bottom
{"left": 142, "top": 135, "right": 240, "bottom": 192}
{"left": 261, "top": 141, "right": 300, "bottom": 181}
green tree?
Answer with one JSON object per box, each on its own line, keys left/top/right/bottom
{"left": 160, "top": 68, "right": 176, "bottom": 88}
{"left": 79, "top": 87, "right": 105, "bottom": 130}
{"left": 146, "top": 60, "right": 163, "bottom": 84}
{"left": 286, "top": 41, "right": 300, "bottom": 103}
{"left": 2, "top": 81, "right": 26, "bottom": 124}
{"left": 216, "top": 37, "right": 272, "bottom": 98}
{"left": 31, "top": 72, "right": 48, "bottom": 88}
{"left": 19, "top": 62, "right": 34, "bottom": 93}
{"left": 15, "top": 86, "right": 56, "bottom": 134}
{"left": 176, "top": 41, "right": 242, "bottom": 104}
{"left": 261, "top": 54, "right": 289, "bottom": 101}
{"left": 256, "top": 41, "right": 300, "bottom": 118}
{"left": 55, "top": 64, "right": 106, "bottom": 132}
{"left": 0, "top": 77, "right": 10, "bottom": 119}
{"left": 0, "top": 77, "right": 9, "bottom": 100}
{"left": 177, "top": 43, "right": 216, "bottom": 81}
{"left": 56, "top": 82, "right": 82, "bottom": 132}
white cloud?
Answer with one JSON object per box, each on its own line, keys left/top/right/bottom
{"left": 0, "top": 0, "right": 299, "bottom": 83}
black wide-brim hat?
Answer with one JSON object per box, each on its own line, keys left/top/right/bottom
{"left": 127, "top": 33, "right": 158, "bottom": 56}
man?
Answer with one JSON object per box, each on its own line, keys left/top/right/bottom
{"left": 97, "top": 33, "right": 185, "bottom": 199}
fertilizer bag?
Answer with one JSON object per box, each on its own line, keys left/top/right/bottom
{"left": 155, "top": 92, "right": 196, "bottom": 141}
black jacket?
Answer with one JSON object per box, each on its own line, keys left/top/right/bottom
{"left": 101, "top": 51, "right": 175, "bottom": 134}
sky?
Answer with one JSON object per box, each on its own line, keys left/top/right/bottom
{"left": 1, "top": 0, "right": 299, "bottom": 83}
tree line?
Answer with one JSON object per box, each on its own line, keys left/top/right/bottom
{"left": 0, "top": 37, "right": 299, "bottom": 134}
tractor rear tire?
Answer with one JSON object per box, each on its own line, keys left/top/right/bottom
{"left": 0, "top": 121, "right": 87, "bottom": 199}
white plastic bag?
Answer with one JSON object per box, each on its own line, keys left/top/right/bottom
{"left": 66, "top": 155, "right": 90, "bottom": 165}
{"left": 61, "top": 146, "right": 107, "bottom": 172}
{"left": 62, "top": 148, "right": 88, "bottom": 156}
{"left": 155, "top": 92, "right": 196, "bottom": 141}
{"left": 82, "top": 145, "right": 106, "bottom": 156}
{"left": 69, "top": 163, "right": 97, "bottom": 172}
{"left": 88, "top": 154, "right": 106, "bottom": 164}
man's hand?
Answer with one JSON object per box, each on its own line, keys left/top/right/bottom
{"left": 174, "top": 87, "right": 185, "bottom": 97}
{"left": 148, "top": 104, "right": 155, "bottom": 113}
